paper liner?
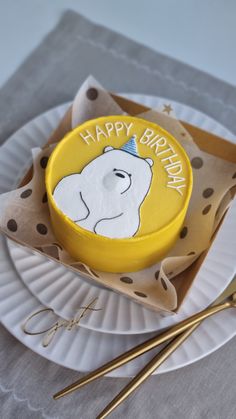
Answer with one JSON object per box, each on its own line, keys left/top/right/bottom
{"left": 0, "top": 76, "right": 235, "bottom": 313}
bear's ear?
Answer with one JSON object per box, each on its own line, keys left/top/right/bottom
{"left": 104, "top": 146, "right": 114, "bottom": 153}
{"left": 145, "top": 157, "right": 154, "bottom": 167}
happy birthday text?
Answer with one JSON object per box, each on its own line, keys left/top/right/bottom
{"left": 79, "top": 121, "right": 187, "bottom": 196}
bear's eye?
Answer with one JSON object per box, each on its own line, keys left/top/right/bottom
{"left": 115, "top": 173, "right": 125, "bottom": 178}
{"left": 113, "top": 168, "right": 117, "bottom": 172}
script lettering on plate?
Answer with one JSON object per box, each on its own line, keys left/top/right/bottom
{"left": 22, "top": 298, "right": 101, "bottom": 347}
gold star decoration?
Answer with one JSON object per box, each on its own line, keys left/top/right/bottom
{"left": 162, "top": 104, "right": 173, "bottom": 115}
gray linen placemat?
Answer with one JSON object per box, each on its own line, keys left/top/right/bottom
{"left": 0, "top": 10, "right": 235, "bottom": 419}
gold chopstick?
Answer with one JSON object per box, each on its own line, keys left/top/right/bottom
{"left": 96, "top": 276, "right": 236, "bottom": 418}
{"left": 53, "top": 286, "right": 236, "bottom": 400}
{"left": 97, "top": 323, "right": 199, "bottom": 419}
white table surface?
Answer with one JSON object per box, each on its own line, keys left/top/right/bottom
{"left": 0, "top": 0, "right": 235, "bottom": 88}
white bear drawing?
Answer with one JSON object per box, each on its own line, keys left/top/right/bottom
{"left": 53, "top": 137, "right": 153, "bottom": 238}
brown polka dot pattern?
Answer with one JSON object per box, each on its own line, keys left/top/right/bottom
{"left": 20, "top": 189, "right": 32, "bottom": 199}
{"left": 120, "top": 276, "right": 133, "bottom": 284}
{"left": 154, "top": 270, "right": 160, "bottom": 280}
{"left": 203, "top": 188, "right": 214, "bottom": 198}
{"left": 36, "top": 223, "right": 48, "bottom": 235}
{"left": 191, "top": 157, "right": 203, "bottom": 169}
{"left": 42, "top": 192, "right": 48, "bottom": 203}
{"left": 187, "top": 251, "right": 195, "bottom": 256}
{"left": 40, "top": 156, "right": 49, "bottom": 169}
{"left": 202, "top": 204, "right": 212, "bottom": 215}
{"left": 7, "top": 219, "right": 17, "bottom": 232}
{"left": 134, "top": 291, "right": 147, "bottom": 298}
{"left": 180, "top": 226, "right": 188, "bottom": 239}
{"left": 86, "top": 87, "right": 98, "bottom": 100}
{"left": 161, "top": 277, "right": 168, "bottom": 291}
{"left": 168, "top": 271, "right": 173, "bottom": 276}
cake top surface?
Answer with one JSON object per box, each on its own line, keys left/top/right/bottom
{"left": 47, "top": 115, "right": 192, "bottom": 239}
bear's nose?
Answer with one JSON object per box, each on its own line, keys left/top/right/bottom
{"left": 115, "top": 173, "right": 125, "bottom": 178}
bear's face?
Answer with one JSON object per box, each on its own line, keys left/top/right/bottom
{"left": 103, "top": 168, "right": 132, "bottom": 194}
{"left": 81, "top": 146, "right": 153, "bottom": 201}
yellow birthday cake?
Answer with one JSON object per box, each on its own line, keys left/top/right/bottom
{"left": 46, "top": 115, "right": 193, "bottom": 272}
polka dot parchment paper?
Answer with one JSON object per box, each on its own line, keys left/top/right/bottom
{"left": 0, "top": 76, "right": 235, "bottom": 313}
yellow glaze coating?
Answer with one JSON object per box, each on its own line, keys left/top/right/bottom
{"left": 46, "top": 116, "right": 192, "bottom": 272}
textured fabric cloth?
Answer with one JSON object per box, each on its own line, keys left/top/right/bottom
{"left": 0, "top": 10, "right": 236, "bottom": 419}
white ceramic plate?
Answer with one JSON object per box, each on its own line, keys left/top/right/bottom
{"left": 0, "top": 96, "right": 236, "bottom": 376}
{"left": 5, "top": 95, "right": 236, "bottom": 335}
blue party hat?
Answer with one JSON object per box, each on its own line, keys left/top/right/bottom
{"left": 120, "top": 136, "right": 139, "bottom": 157}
